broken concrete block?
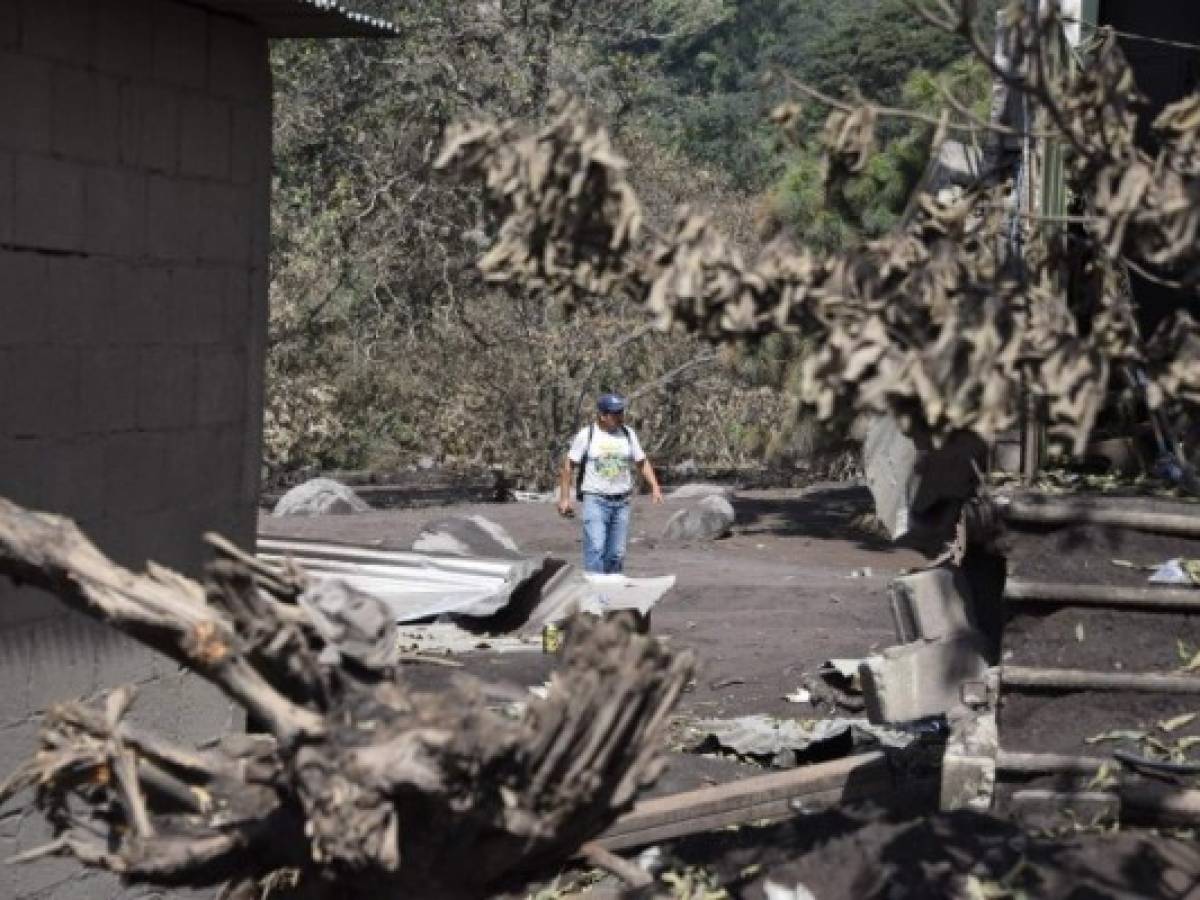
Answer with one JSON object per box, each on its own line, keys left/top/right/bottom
{"left": 272, "top": 477, "right": 370, "bottom": 517}
{"left": 888, "top": 567, "right": 975, "bottom": 643}
{"left": 940, "top": 690, "right": 999, "bottom": 811}
{"left": 663, "top": 494, "right": 735, "bottom": 541}
{"left": 859, "top": 632, "right": 989, "bottom": 725}
{"left": 412, "top": 514, "right": 521, "bottom": 559}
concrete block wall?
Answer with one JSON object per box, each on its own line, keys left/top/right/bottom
{"left": 0, "top": 2, "right": 272, "bottom": 897}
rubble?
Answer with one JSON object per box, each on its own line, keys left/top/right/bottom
{"left": 0, "top": 496, "right": 693, "bottom": 898}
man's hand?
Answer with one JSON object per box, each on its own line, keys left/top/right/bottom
{"left": 650, "top": 487, "right": 664, "bottom": 504}
{"left": 557, "top": 498, "right": 575, "bottom": 517}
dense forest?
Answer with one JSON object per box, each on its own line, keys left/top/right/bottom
{"left": 265, "top": 0, "right": 993, "bottom": 486}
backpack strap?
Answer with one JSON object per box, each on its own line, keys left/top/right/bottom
{"left": 575, "top": 424, "right": 593, "bottom": 500}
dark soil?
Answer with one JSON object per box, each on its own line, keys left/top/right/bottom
{"left": 999, "top": 515, "right": 1200, "bottom": 765}
{"left": 259, "top": 483, "right": 1200, "bottom": 898}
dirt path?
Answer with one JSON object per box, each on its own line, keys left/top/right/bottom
{"left": 259, "top": 483, "right": 926, "bottom": 726}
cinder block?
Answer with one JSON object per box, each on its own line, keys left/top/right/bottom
{"left": 135, "top": 345, "right": 197, "bottom": 429}
{"left": 0, "top": 51, "right": 52, "bottom": 153}
{"left": 146, "top": 175, "right": 198, "bottom": 260}
{"left": 179, "top": 95, "right": 230, "bottom": 180}
{"left": 195, "top": 348, "right": 246, "bottom": 425}
{"left": 13, "top": 154, "right": 85, "bottom": 251}
{"left": 77, "top": 347, "right": 140, "bottom": 434}
{"left": 152, "top": 2, "right": 207, "bottom": 89}
{"left": 888, "top": 567, "right": 975, "bottom": 643}
{"left": 0, "top": 3, "right": 18, "bottom": 48}
{"left": 119, "top": 82, "right": 178, "bottom": 173}
{"left": 102, "top": 430, "right": 167, "bottom": 515}
{"left": 168, "top": 265, "right": 227, "bottom": 344}
{"left": 0, "top": 249, "right": 49, "bottom": 345}
{"left": 21, "top": 0, "right": 90, "bottom": 63}
{"left": 231, "top": 102, "right": 270, "bottom": 189}
{"left": 209, "top": 15, "right": 268, "bottom": 102}
{"left": 940, "top": 702, "right": 998, "bottom": 811}
{"left": 93, "top": 0, "right": 154, "bottom": 78}
{"left": 0, "top": 346, "right": 80, "bottom": 438}
{"left": 197, "top": 182, "right": 251, "bottom": 263}
{"left": 44, "top": 255, "right": 114, "bottom": 345}
{"left": 861, "top": 631, "right": 989, "bottom": 724}
{"left": 0, "top": 148, "right": 11, "bottom": 242}
{"left": 41, "top": 438, "right": 107, "bottom": 522}
{"left": 108, "top": 263, "right": 170, "bottom": 344}
{"left": 84, "top": 167, "right": 146, "bottom": 256}
{"left": 51, "top": 65, "right": 121, "bottom": 164}
{"left": 0, "top": 436, "right": 50, "bottom": 510}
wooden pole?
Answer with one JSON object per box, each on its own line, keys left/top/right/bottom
{"left": 597, "top": 752, "right": 919, "bottom": 851}
{"left": 1000, "top": 498, "right": 1200, "bottom": 538}
{"left": 1003, "top": 666, "right": 1200, "bottom": 693}
{"left": 1005, "top": 579, "right": 1200, "bottom": 610}
{"left": 996, "top": 750, "right": 1107, "bottom": 774}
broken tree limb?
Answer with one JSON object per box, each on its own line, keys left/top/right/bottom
{"left": 998, "top": 497, "right": 1200, "bottom": 538}
{"left": 0, "top": 496, "right": 694, "bottom": 899}
{"left": 1002, "top": 667, "right": 1200, "bottom": 694}
{"left": 1005, "top": 580, "right": 1200, "bottom": 611}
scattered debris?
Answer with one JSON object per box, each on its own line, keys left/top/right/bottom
{"left": 685, "top": 714, "right": 918, "bottom": 768}
{"left": 0, "top": 496, "right": 695, "bottom": 897}
{"left": 784, "top": 689, "right": 812, "bottom": 705}
{"left": 411, "top": 514, "right": 522, "bottom": 558}
{"left": 709, "top": 677, "right": 746, "bottom": 690}
{"left": 1149, "top": 558, "right": 1200, "bottom": 586}
{"left": 258, "top": 536, "right": 551, "bottom": 622}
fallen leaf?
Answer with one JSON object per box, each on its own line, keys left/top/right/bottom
{"left": 1160, "top": 712, "right": 1198, "bottom": 732}
{"left": 1086, "top": 729, "right": 1148, "bottom": 744}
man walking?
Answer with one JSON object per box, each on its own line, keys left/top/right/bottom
{"left": 558, "top": 393, "right": 663, "bottom": 573}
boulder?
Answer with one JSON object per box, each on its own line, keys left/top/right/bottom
{"left": 272, "top": 478, "right": 371, "bottom": 517}
{"left": 669, "top": 483, "right": 734, "bottom": 500}
{"left": 862, "top": 415, "right": 986, "bottom": 541}
{"left": 663, "top": 494, "right": 735, "bottom": 541}
{"left": 412, "top": 515, "right": 522, "bottom": 558}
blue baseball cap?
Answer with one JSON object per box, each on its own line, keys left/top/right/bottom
{"left": 597, "top": 393, "right": 626, "bottom": 413}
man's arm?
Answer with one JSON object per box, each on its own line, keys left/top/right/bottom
{"left": 557, "top": 456, "right": 576, "bottom": 516}
{"left": 638, "top": 457, "right": 664, "bottom": 504}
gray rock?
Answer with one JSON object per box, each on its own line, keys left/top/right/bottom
{"left": 663, "top": 494, "right": 735, "bottom": 541}
{"left": 412, "top": 515, "right": 522, "bottom": 558}
{"left": 669, "top": 482, "right": 734, "bottom": 500}
{"left": 272, "top": 478, "right": 370, "bottom": 517}
{"left": 862, "top": 415, "right": 985, "bottom": 541}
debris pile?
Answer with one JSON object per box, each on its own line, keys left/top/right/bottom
{"left": 0, "top": 497, "right": 693, "bottom": 899}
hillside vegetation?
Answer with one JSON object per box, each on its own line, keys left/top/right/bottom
{"left": 266, "top": 0, "right": 991, "bottom": 486}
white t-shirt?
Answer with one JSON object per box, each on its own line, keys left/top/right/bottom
{"left": 568, "top": 424, "right": 645, "bottom": 496}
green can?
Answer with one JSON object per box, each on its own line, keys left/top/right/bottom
{"left": 542, "top": 622, "right": 562, "bottom": 654}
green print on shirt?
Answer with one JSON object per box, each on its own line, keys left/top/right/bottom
{"left": 593, "top": 436, "right": 630, "bottom": 480}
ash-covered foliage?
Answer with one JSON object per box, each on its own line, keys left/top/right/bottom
{"left": 439, "top": 3, "right": 1200, "bottom": 453}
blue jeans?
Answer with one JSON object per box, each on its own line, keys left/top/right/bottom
{"left": 581, "top": 494, "right": 631, "bottom": 574}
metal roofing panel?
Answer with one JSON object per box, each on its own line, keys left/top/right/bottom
{"left": 191, "top": 1, "right": 401, "bottom": 38}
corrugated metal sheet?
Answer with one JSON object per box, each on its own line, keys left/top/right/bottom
{"left": 257, "top": 537, "right": 545, "bottom": 622}
{"left": 191, "top": 1, "right": 401, "bottom": 38}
